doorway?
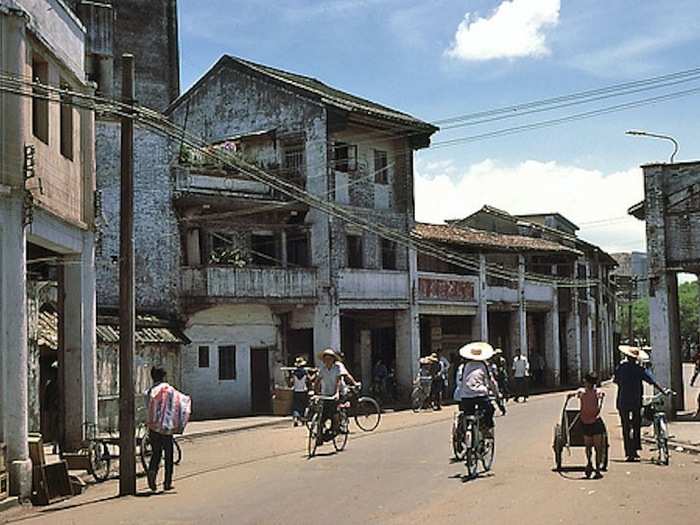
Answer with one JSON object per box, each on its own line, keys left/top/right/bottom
{"left": 250, "top": 348, "right": 271, "bottom": 414}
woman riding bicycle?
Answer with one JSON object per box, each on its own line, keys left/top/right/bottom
{"left": 458, "top": 342, "right": 500, "bottom": 436}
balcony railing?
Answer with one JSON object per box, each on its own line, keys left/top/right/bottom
{"left": 337, "top": 269, "right": 409, "bottom": 302}
{"left": 181, "top": 267, "right": 318, "bottom": 302}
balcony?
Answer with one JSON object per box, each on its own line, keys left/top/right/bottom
{"left": 337, "top": 269, "right": 409, "bottom": 303}
{"left": 181, "top": 267, "right": 318, "bottom": 304}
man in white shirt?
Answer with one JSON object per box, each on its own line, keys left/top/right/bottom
{"left": 512, "top": 349, "right": 530, "bottom": 403}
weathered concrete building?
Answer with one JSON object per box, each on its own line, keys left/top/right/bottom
{"left": 415, "top": 206, "right": 618, "bottom": 388}
{"left": 0, "top": 0, "right": 96, "bottom": 497}
{"left": 629, "top": 161, "right": 700, "bottom": 410}
{"left": 167, "top": 56, "right": 438, "bottom": 418}
{"left": 611, "top": 251, "right": 648, "bottom": 297}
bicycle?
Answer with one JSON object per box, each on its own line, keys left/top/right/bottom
{"left": 643, "top": 390, "right": 675, "bottom": 466}
{"left": 411, "top": 377, "right": 433, "bottom": 412}
{"left": 139, "top": 428, "right": 183, "bottom": 473}
{"left": 307, "top": 395, "right": 350, "bottom": 458}
{"left": 461, "top": 403, "right": 495, "bottom": 479}
{"left": 451, "top": 411, "right": 467, "bottom": 461}
{"left": 344, "top": 384, "right": 381, "bottom": 432}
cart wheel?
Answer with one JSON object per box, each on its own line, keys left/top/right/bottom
{"left": 601, "top": 433, "right": 609, "bottom": 472}
{"left": 553, "top": 424, "right": 564, "bottom": 471}
{"left": 88, "top": 440, "right": 111, "bottom": 482}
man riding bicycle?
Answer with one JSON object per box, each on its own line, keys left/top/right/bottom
{"left": 314, "top": 349, "right": 356, "bottom": 442}
{"left": 458, "top": 342, "right": 500, "bottom": 437}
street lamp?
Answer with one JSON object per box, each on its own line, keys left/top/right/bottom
{"left": 625, "top": 130, "right": 679, "bottom": 163}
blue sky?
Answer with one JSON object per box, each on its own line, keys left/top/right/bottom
{"left": 178, "top": 0, "right": 700, "bottom": 253}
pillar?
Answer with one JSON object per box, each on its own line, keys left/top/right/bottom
{"left": 649, "top": 272, "right": 684, "bottom": 411}
{"left": 313, "top": 299, "right": 340, "bottom": 363}
{"left": 0, "top": 198, "right": 32, "bottom": 498}
{"left": 566, "top": 288, "right": 582, "bottom": 385}
{"left": 61, "top": 256, "right": 85, "bottom": 451}
{"left": 518, "top": 256, "right": 528, "bottom": 358}
{"left": 545, "top": 286, "right": 561, "bottom": 387}
{"left": 477, "top": 254, "right": 488, "bottom": 341}
{"left": 584, "top": 262, "right": 594, "bottom": 374}
{"left": 396, "top": 307, "right": 419, "bottom": 398}
{"left": 82, "top": 233, "right": 98, "bottom": 430}
{"left": 359, "top": 329, "right": 372, "bottom": 389}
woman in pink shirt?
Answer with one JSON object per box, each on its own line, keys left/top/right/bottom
{"left": 567, "top": 372, "right": 605, "bottom": 479}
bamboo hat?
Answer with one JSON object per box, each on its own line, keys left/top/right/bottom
{"left": 319, "top": 349, "right": 339, "bottom": 361}
{"left": 459, "top": 341, "right": 495, "bottom": 362}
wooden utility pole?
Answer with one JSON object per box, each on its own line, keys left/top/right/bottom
{"left": 119, "top": 53, "right": 136, "bottom": 496}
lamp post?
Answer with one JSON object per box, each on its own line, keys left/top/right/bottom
{"left": 625, "top": 130, "right": 679, "bottom": 163}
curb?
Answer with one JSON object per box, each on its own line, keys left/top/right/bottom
{"left": 641, "top": 435, "right": 700, "bottom": 456}
{"left": 0, "top": 496, "right": 19, "bottom": 513}
{"left": 182, "top": 417, "right": 292, "bottom": 441}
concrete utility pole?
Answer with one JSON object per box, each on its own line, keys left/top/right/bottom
{"left": 119, "top": 54, "right": 136, "bottom": 496}
{"left": 627, "top": 276, "right": 636, "bottom": 344}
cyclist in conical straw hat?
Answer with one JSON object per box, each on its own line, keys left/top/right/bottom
{"left": 457, "top": 342, "right": 501, "bottom": 436}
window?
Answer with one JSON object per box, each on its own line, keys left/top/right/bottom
{"left": 374, "top": 150, "right": 389, "bottom": 184}
{"left": 32, "top": 56, "right": 49, "bottom": 144}
{"left": 60, "top": 82, "right": 74, "bottom": 160}
{"left": 198, "top": 346, "right": 209, "bottom": 368}
{"left": 218, "top": 345, "right": 236, "bottom": 380}
{"left": 283, "top": 146, "right": 305, "bottom": 178}
{"left": 287, "top": 231, "right": 310, "bottom": 267}
{"left": 381, "top": 238, "right": 397, "bottom": 270}
{"left": 332, "top": 142, "right": 357, "bottom": 173}
{"left": 347, "top": 234, "right": 363, "bottom": 268}
{"left": 251, "top": 233, "right": 278, "bottom": 266}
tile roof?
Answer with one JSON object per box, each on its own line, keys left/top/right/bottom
{"left": 35, "top": 312, "right": 188, "bottom": 351}
{"left": 413, "top": 223, "right": 581, "bottom": 255}
{"left": 169, "top": 55, "right": 438, "bottom": 134}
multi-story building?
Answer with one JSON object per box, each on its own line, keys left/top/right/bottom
{"left": 0, "top": 0, "right": 96, "bottom": 497}
{"left": 167, "top": 56, "right": 438, "bottom": 417}
{"left": 415, "top": 206, "right": 618, "bottom": 389}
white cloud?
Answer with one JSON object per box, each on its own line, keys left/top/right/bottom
{"left": 415, "top": 158, "right": 646, "bottom": 253}
{"left": 446, "top": 0, "right": 560, "bottom": 62}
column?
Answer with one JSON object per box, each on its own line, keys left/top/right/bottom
{"left": 395, "top": 307, "right": 419, "bottom": 399}
{"left": 545, "top": 285, "right": 561, "bottom": 387}
{"left": 0, "top": 199, "right": 32, "bottom": 498}
{"left": 649, "top": 272, "right": 685, "bottom": 411}
{"left": 359, "top": 329, "right": 372, "bottom": 389}
{"left": 82, "top": 233, "right": 98, "bottom": 430}
{"left": 313, "top": 299, "right": 340, "bottom": 362}
{"left": 518, "top": 256, "right": 528, "bottom": 358}
{"left": 584, "top": 262, "right": 594, "bottom": 374}
{"left": 566, "top": 287, "right": 582, "bottom": 385}
{"left": 61, "top": 256, "right": 86, "bottom": 451}
{"left": 477, "top": 254, "right": 488, "bottom": 341}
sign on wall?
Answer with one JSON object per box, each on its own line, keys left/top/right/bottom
{"left": 418, "top": 277, "right": 475, "bottom": 303}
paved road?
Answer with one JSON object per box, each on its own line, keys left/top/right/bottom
{"left": 4, "top": 386, "right": 699, "bottom": 525}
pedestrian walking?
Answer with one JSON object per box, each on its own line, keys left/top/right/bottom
{"left": 512, "top": 349, "right": 529, "bottom": 402}
{"left": 614, "top": 345, "right": 669, "bottom": 462}
{"left": 145, "top": 367, "right": 191, "bottom": 492}
{"left": 291, "top": 356, "right": 310, "bottom": 427}
{"left": 532, "top": 352, "right": 545, "bottom": 386}
{"left": 428, "top": 353, "right": 443, "bottom": 410}
{"left": 567, "top": 372, "right": 605, "bottom": 479}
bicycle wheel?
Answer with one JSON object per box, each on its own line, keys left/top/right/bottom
{"left": 464, "top": 424, "right": 479, "bottom": 478}
{"left": 307, "top": 413, "right": 321, "bottom": 458}
{"left": 140, "top": 433, "right": 152, "bottom": 472}
{"left": 657, "top": 418, "right": 669, "bottom": 465}
{"left": 481, "top": 434, "right": 495, "bottom": 472}
{"left": 333, "top": 411, "right": 349, "bottom": 452}
{"left": 354, "top": 396, "right": 381, "bottom": 432}
{"left": 88, "top": 440, "right": 111, "bottom": 482}
{"left": 174, "top": 439, "right": 182, "bottom": 465}
{"left": 452, "top": 418, "right": 466, "bottom": 461}
{"left": 411, "top": 387, "right": 424, "bottom": 413}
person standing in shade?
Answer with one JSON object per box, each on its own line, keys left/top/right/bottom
{"left": 614, "top": 345, "right": 669, "bottom": 462}
{"left": 532, "top": 352, "right": 545, "bottom": 386}
{"left": 512, "top": 349, "right": 530, "bottom": 402}
{"left": 290, "top": 356, "right": 310, "bottom": 427}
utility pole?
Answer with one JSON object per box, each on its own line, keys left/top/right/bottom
{"left": 627, "top": 276, "right": 636, "bottom": 344}
{"left": 119, "top": 54, "right": 136, "bottom": 496}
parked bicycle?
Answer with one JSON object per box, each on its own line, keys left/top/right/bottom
{"left": 343, "top": 384, "right": 381, "bottom": 432}
{"left": 411, "top": 377, "right": 433, "bottom": 412}
{"left": 642, "top": 390, "right": 675, "bottom": 465}
{"left": 306, "top": 395, "right": 350, "bottom": 458}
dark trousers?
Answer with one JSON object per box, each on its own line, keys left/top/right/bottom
{"left": 513, "top": 377, "right": 529, "bottom": 401}
{"left": 148, "top": 430, "right": 174, "bottom": 487}
{"left": 430, "top": 379, "right": 443, "bottom": 409}
{"left": 459, "top": 397, "right": 495, "bottom": 428}
{"left": 619, "top": 409, "right": 642, "bottom": 458}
